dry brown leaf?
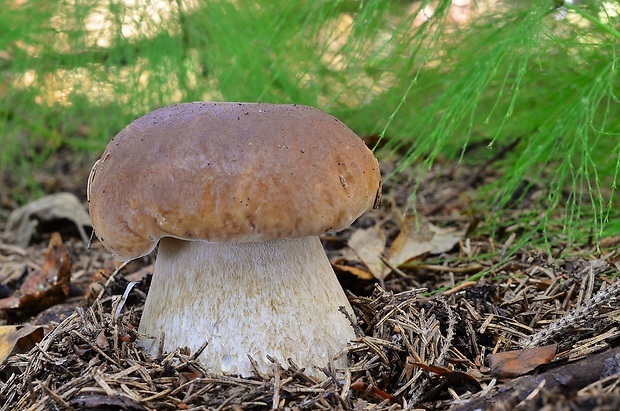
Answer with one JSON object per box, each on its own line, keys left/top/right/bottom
{"left": 4, "top": 192, "right": 91, "bottom": 246}
{"left": 124, "top": 263, "right": 154, "bottom": 282}
{"left": 488, "top": 344, "right": 558, "bottom": 378}
{"left": 347, "top": 226, "right": 389, "bottom": 280}
{"left": 350, "top": 381, "right": 400, "bottom": 405}
{"left": 0, "top": 324, "right": 45, "bottom": 364}
{"left": 332, "top": 259, "right": 376, "bottom": 281}
{"left": 388, "top": 216, "right": 465, "bottom": 267}
{"left": 331, "top": 247, "right": 375, "bottom": 280}
{"left": 0, "top": 232, "right": 71, "bottom": 313}
{"left": 409, "top": 361, "right": 478, "bottom": 383}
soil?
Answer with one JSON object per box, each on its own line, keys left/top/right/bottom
{"left": 0, "top": 146, "right": 619, "bottom": 410}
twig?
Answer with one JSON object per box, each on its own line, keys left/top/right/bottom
{"left": 272, "top": 361, "right": 281, "bottom": 410}
{"left": 38, "top": 381, "right": 71, "bottom": 411}
{"left": 452, "top": 346, "right": 620, "bottom": 411}
{"left": 520, "top": 279, "right": 620, "bottom": 349}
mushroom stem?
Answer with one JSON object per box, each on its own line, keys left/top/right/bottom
{"left": 138, "top": 236, "right": 357, "bottom": 377}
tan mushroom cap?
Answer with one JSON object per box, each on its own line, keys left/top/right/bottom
{"left": 87, "top": 102, "right": 381, "bottom": 260}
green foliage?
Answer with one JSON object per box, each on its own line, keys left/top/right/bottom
{"left": 0, "top": 0, "right": 618, "bottom": 247}
{"left": 377, "top": 0, "right": 620, "bottom": 245}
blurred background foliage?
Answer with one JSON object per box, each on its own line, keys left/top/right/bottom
{"left": 1, "top": 0, "right": 619, "bottom": 247}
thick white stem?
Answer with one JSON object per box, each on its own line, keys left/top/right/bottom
{"left": 138, "top": 236, "right": 356, "bottom": 376}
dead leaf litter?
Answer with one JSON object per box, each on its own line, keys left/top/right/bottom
{"left": 0, "top": 158, "right": 619, "bottom": 410}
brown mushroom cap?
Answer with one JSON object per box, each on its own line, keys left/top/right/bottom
{"left": 88, "top": 102, "right": 381, "bottom": 260}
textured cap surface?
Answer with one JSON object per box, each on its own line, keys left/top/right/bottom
{"left": 87, "top": 102, "right": 381, "bottom": 260}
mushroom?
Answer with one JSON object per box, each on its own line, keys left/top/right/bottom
{"left": 87, "top": 102, "right": 381, "bottom": 376}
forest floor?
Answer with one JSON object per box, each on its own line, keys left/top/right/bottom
{"left": 0, "top": 147, "right": 619, "bottom": 410}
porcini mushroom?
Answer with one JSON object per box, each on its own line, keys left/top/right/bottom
{"left": 87, "top": 102, "right": 381, "bottom": 376}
